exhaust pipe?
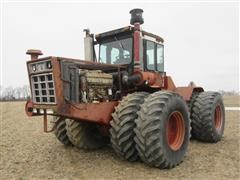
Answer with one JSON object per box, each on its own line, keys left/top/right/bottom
{"left": 130, "top": 8, "right": 144, "bottom": 70}
{"left": 83, "top": 29, "right": 95, "bottom": 61}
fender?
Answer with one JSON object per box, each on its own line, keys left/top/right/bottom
{"left": 174, "top": 86, "right": 204, "bottom": 102}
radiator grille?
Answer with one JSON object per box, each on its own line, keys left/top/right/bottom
{"left": 31, "top": 73, "right": 56, "bottom": 104}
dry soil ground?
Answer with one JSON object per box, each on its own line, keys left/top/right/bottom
{"left": 0, "top": 96, "right": 240, "bottom": 180}
{"left": 223, "top": 95, "right": 240, "bottom": 107}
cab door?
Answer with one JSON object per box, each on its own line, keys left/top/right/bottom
{"left": 143, "top": 39, "right": 164, "bottom": 72}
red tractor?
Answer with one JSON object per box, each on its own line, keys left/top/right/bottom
{"left": 25, "top": 9, "right": 225, "bottom": 169}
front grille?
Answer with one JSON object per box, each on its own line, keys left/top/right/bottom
{"left": 31, "top": 73, "right": 56, "bottom": 104}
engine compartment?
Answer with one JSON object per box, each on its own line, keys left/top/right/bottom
{"left": 60, "top": 60, "right": 120, "bottom": 104}
{"left": 79, "top": 70, "right": 113, "bottom": 103}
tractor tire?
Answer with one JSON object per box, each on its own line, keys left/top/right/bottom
{"left": 191, "top": 92, "right": 225, "bottom": 142}
{"left": 134, "top": 91, "right": 190, "bottom": 169}
{"left": 66, "top": 119, "right": 107, "bottom": 150}
{"left": 188, "top": 92, "right": 199, "bottom": 112}
{"left": 188, "top": 92, "right": 200, "bottom": 138}
{"left": 109, "top": 92, "right": 149, "bottom": 161}
{"left": 54, "top": 118, "right": 72, "bottom": 146}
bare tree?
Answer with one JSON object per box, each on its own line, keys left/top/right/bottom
{"left": 15, "top": 87, "right": 22, "bottom": 99}
{"left": 0, "top": 85, "right": 2, "bottom": 99}
{"left": 0, "top": 85, "right": 31, "bottom": 101}
{"left": 22, "top": 85, "right": 30, "bottom": 99}
{"left": 3, "top": 86, "right": 15, "bottom": 100}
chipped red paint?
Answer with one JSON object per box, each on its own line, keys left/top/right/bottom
{"left": 133, "top": 23, "right": 141, "bottom": 69}
{"left": 59, "top": 101, "right": 118, "bottom": 125}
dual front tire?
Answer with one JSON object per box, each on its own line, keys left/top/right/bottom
{"left": 109, "top": 92, "right": 149, "bottom": 161}
{"left": 110, "top": 91, "right": 190, "bottom": 169}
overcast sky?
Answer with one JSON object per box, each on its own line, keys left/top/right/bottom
{"left": 1, "top": 1, "right": 239, "bottom": 91}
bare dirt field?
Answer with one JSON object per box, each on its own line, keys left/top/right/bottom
{"left": 223, "top": 95, "right": 240, "bottom": 107}
{"left": 0, "top": 97, "right": 240, "bottom": 180}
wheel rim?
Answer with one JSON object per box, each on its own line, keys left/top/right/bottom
{"left": 166, "top": 111, "right": 185, "bottom": 151}
{"left": 214, "top": 105, "right": 222, "bottom": 130}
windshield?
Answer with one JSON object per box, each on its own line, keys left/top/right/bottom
{"left": 99, "top": 37, "right": 132, "bottom": 65}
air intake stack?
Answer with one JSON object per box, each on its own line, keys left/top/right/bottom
{"left": 130, "top": 8, "right": 144, "bottom": 70}
{"left": 130, "top": 8, "right": 144, "bottom": 25}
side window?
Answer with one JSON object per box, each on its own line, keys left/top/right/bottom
{"left": 111, "top": 48, "right": 119, "bottom": 63}
{"left": 146, "top": 41, "right": 155, "bottom": 70}
{"left": 99, "top": 45, "right": 107, "bottom": 63}
{"left": 157, "top": 44, "right": 164, "bottom": 72}
{"left": 123, "top": 50, "right": 130, "bottom": 58}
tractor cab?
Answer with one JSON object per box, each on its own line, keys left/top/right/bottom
{"left": 94, "top": 26, "right": 164, "bottom": 73}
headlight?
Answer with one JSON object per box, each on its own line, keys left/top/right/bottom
{"left": 32, "top": 64, "right": 36, "bottom": 71}
{"left": 46, "top": 61, "right": 52, "bottom": 69}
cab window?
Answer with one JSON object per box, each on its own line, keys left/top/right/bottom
{"left": 157, "top": 44, "right": 164, "bottom": 72}
{"left": 146, "top": 41, "right": 155, "bottom": 70}
{"left": 99, "top": 37, "right": 132, "bottom": 65}
{"left": 144, "top": 40, "right": 164, "bottom": 72}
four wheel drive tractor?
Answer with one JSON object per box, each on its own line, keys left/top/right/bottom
{"left": 25, "top": 9, "right": 225, "bottom": 169}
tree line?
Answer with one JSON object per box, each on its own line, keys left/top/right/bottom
{"left": 0, "top": 85, "right": 30, "bottom": 101}
{"left": 218, "top": 90, "right": 240, "bottom": 96}
{"left": 0, "top": 85, "right": 239, "bottom": 101}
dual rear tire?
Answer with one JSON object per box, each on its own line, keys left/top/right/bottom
{"left": 190, "top": 92, "right": 225, "bottom": 142}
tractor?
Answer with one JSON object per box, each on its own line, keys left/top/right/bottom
{"left": 25, "top": 9, "right": 225, "bottom": 169}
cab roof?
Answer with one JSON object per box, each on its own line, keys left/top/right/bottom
{"left": 95, "top": 26, "right": 164, "bottom": 43}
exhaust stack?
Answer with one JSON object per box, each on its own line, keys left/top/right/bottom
{"left": 83, "top": 29, "right": 94, "bottom": 61}
{"left": 130, "top": 8, "right": 144, "bottom": 70}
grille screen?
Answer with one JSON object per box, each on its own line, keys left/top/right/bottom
{"left": 31, "top": 73, "right": 56, "bottom": 104}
